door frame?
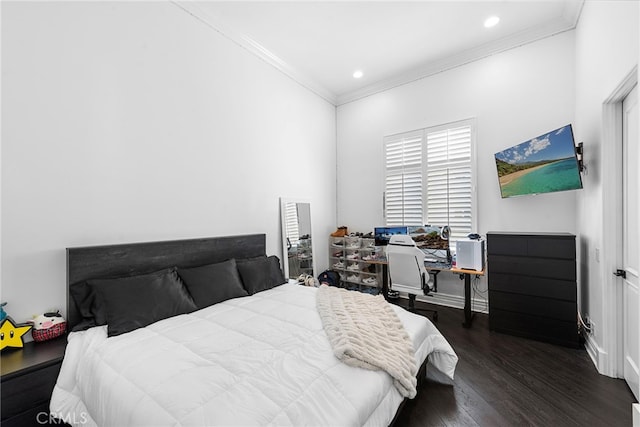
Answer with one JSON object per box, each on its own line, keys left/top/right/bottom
{"left": 601, "top": 65, "right": 638, "bottom": 378}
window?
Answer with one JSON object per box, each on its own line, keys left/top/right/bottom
{"left": 384, "top": 130, "right": 424, "bottom": 226}
{"left": 384, "top": 119, "right": 476, "bottom": 243}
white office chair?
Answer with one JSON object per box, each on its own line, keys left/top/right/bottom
{"left": 386, "top": 235, "right": 438, "bottom": 321}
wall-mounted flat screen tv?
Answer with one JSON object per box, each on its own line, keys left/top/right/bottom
{"left": 494, "top": 124, "right": 583, "bottom": 198}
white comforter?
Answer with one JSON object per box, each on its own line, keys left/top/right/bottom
{"left": 51, "top": 283, "right": 458, "bottom": 427}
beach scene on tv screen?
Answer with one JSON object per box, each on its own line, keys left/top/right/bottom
{"left": 495, "top": 124, "right": 583, "bottom": 198}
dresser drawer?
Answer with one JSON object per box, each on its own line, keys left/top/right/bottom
{"left": 489, "top": 291, "right": 576, "bottom": 322}
{"left": 488, "top": 255, "right": 576, "bottom": 281}
{"left": 527, "top": 237, "right": 575, "bottom": 259}
{"left": 487, "top": 236, "right": 528, "bottom": 256}
{"left": 487, "top": 234, "right": 575, "bottom": 259}
{"left": 489, "top": 308, "right": 580, "bottom": 347}
{"left": 489, "top": 272, "right": 576, "bottom": 301}
{"left": 2, "top": 402, "right": 51, "bottom": 427}
{"left": 1, "top": 362, "right": 62, "bottom": 420}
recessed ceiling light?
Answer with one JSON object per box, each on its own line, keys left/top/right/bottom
{"left": 484, "top": 16, "right": 500, "bottom": 28}
{"left": 353, "top": 70, "right": 363, "bottom": 79}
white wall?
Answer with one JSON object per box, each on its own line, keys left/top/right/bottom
{"left": 1, "top": 2, "right": 336, "bottom": 324}
{"left": 336, "top": 32, "right": 576, "bottom": 301}
{"left": 574, "top": 0, "right": 639, "bottom": 373}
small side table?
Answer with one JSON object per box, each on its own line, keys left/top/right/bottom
{"left": 1, "top": 336, "right": 67, "bottom": 427}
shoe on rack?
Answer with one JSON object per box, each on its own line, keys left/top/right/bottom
{"left": 347, "top": 263, "right": 360, "bottom": 271}
{"left": 346, "top": 251, "right": 360, "bottom": 260}
{"left": 362, "top": 277, "right": 378, "bottom": 286}
{"left": 346, "top": 240, "right": 361, "bottom": 249}
{"left": 347, "top": 274, "right": 360, "bottom": 283}
{"left": 331, "top": 226, "right": 348, "bottom": 237}
{"left": 364, "top": 264, "right": 376, "bottom": 273}
{"left": 333, "top": 261, "right": 345, "bottom": 269}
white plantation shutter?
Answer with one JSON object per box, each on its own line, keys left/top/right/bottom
{"left": 384, "top": 131, "right": 424, "bottom": 226}
{"left": 384, "top": 120, "right": 475, "bottom": 244}
{"left": 426, "top": 124, "right": 474, "bottom": 244}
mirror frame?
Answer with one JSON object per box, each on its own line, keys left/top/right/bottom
{"left": 280, "top": 197, "right": 314, "bottom": 281}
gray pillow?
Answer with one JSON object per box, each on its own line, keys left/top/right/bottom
{"left": 88, "top": 267, "right": 197, "bottom": 337}
{"left": 236, "top": 255, "right": 285, "bottom": 295}
{"left": 178, "top": 259, "right": 248, "bottom": 309}
{"left": 70, "top": 281, "right": 108, "bottom": 331}
{"left": 267, "top": 255, "right": 286, "bottom": 287}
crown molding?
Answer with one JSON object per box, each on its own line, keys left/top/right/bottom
{"left": 336, "top": 9, "right": 583, "bottom": 105}
{"left": 173, "top": 0, "right": 584, "bottom": 108}
{"left": 171, "top": 1, "right": 338, "bottom": 105}
{"left": 562, "top": 0, "right": 585, "bottom": 28}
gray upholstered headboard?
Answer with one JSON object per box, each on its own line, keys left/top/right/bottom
{"left": 66, "top": 234, "right": 266, "bottom": 330}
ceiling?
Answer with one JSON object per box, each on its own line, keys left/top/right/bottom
{"left": 181, "top": 1, "right": 584, "bottom": 105}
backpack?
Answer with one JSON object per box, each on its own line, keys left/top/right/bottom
{"left": 317, "top": 270, "right": 341, "bottom": 287}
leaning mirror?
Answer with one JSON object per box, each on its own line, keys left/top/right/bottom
{"left": 280, "top": 198, "right": 314, "bottom": 281}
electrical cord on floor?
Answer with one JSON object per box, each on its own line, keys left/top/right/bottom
{"left": 472, "top": 276, "right": 488, "bottom": 313}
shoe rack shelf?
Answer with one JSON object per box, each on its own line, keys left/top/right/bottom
{"left": 329, "top": 235, "right": 383, "bottom": 294}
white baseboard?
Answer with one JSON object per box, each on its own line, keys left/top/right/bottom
{"left": 633, "top": 403, "right": 640, "bottom": 427}
{"left": 584, "top": 334, "right": 600, "bottom": 367}
{"left": 584, "top": 333, "right": 613, "bottom": 376}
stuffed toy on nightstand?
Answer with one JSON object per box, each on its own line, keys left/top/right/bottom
{"left": 28, "top": 311, "right": 67, "bottom": 342}
{"left": 0, "top": 302, "right": 33, "bottom": 351}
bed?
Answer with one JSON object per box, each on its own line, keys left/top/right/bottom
{"left": 50, "top": 234, "right": 458, "bottom": 426}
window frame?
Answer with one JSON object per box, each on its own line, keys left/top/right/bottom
{"left": 383, "top": 118, "right": 478, "bottom": 244}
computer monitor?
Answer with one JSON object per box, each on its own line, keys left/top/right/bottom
{"left": 374, "top": 226, "right": 408, "bottom": 246}
{"left": 408, "top": 225, "right": 450, "bottom": 263}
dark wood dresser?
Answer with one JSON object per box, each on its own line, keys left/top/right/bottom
{"left": 487, "top": 232, "right": 580, "bottom": 348}
{"left": 1, "top": 336, "right": 67, "bottom": 426}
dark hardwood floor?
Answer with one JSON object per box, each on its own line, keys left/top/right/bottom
{"left": 393, "top": 301, "right": 637, "bottom": 427}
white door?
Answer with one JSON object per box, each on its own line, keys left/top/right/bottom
{"left": 622, "top": 84, "right": 639, "bottom": 400}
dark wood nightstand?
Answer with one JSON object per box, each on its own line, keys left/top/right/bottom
{"left": 1, "top": 336, "right": 67, "bottom": 426}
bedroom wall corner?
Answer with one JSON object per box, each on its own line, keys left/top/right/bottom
{"left": 574, "top": 0, "right": 639, "bottom": 376}
{"left": 1, "top": 1, "right": 337, "bottom": 324}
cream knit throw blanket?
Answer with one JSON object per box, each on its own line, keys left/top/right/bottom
{"left": 316, "top": 285, "right": 418, "bottom": 398}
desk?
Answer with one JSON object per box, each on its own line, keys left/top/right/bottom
{"left": 372, "top": 259, "right": 484, "bottom": 328}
